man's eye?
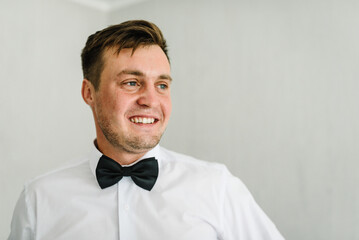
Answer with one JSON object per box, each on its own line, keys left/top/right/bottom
{"left": 126, "top": 81, "right": 137, "bottom": 86}
{"left": 120, "top": 80, "right": 140, "bottom": 90}
{"left": 158, "top": 84, "right": 168, "bottom": 90}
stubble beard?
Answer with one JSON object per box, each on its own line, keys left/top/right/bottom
{"left": 96, "top": 103, "right": 164, "bottom": 154}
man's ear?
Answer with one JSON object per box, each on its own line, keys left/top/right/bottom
{"left": 81, "top": 79, "right": 96, "bottom": 107}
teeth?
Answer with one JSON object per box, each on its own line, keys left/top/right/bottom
{"left": 130, "top": 117, "right": 155, "bottom": 124}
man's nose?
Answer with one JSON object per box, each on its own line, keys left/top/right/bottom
{"left": 136, "top": 85, "right": 159, "bottom": 107}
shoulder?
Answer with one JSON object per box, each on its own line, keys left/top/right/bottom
{"left": 24, "top": 157, "right": 92, "bottom": 196}
{"left": 159, "top": 146, "right": 228, "bottom": 174}
{"left": 158, "top": 146, "right": 248, "bottom": 190}
{"left": 159, "top": 146, "right": 252, "bottom": 194}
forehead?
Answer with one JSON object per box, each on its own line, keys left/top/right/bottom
{"left": 102, "top": 45, "right": 171, "bottom": 76}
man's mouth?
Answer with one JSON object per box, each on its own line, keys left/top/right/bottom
{"left": 130, "top": 117, "right": 157, "bottom": 124}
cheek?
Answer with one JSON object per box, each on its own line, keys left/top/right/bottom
{"left": 111, "top": 94, "right": 136, "bottom": 117}
{"left": 108, "top": 92, "right": 126, "bottom": 111}
{"left": 164, "top": 97, "right": 172, "bottom": 116}
{"left": 97, "top": 93, "right": 122, "bottom": 118}
{"left": 102, "top": 96, "right": 117, "bottom": 112}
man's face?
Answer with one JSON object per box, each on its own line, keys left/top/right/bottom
{"left": 91, "top": 45, "right": 172, "bottom": 154}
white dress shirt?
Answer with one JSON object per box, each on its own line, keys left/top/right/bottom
{"left": 9, "top": 144, "right": 285, "bottom": 240}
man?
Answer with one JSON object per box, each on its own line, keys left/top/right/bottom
{"left": 9, "top": 20, "right": 284, "bottom": 239}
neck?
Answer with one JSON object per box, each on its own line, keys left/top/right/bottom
{"left": 95, "top": 138, "right": 150, "bottom": 165}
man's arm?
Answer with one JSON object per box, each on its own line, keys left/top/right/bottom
{"left": 8, "top": 187, "right": 36, "bottom": 240}
{"left": 219, "top": 169, "right": 285, "bottom": 240}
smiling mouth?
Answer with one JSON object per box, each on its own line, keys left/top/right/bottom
{"left": 129, "top": 117, "right": 158, "bottom": 124}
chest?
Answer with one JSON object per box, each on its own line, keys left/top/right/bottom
{"left": 35, "top": 178, "right": 221, "bottom": 240}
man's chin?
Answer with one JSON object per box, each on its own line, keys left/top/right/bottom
{"left": 122, "top": 135, "right": 161, "bottom": 153}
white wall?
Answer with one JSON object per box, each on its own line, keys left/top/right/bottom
{"left": 1, "top": 0, "right": 359, "bottom": 239}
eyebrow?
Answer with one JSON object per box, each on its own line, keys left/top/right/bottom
{"left": 118, "top": 69, "right": 172, "bottom": 82}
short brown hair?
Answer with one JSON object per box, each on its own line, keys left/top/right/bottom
{"left": 81, "top": 20, "right": 169, "bottom": 90}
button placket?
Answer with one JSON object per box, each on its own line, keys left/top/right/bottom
{"left": 117, "top": 177, "right": 133, "bottom": 240}
{"left": 117, "top": 183, "right": 121, "bottom": 240}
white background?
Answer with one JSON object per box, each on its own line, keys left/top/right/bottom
{"left": 1, "top": 0, "right": 358, "bottom": 239}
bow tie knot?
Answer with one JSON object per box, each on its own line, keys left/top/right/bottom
{"left": 96, "top": 155, "right": 159, "bottom": 191}
{"left": 120, "top": 167, "right": 132, "bottom": 176}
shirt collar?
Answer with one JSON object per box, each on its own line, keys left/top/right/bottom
{"left": 88, "top": 140, "right": 162, "bottom": 178}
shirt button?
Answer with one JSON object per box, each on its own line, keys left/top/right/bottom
{"left": 125, "top": 205, "right": 130, "bottom": 211}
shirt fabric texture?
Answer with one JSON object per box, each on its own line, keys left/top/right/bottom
{"left": 9, "top": 144, "right": 285, "bottom": 240}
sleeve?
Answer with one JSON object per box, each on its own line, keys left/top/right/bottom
{"left": 8, "top": 187, "right": 36, "bottom": 240}
{"left": 219, "top": 168, "right": 285, "bottom": 240}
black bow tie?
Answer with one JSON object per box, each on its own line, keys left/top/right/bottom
{"left": 96, "top": 155, "right": 158, "bottom": 191}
